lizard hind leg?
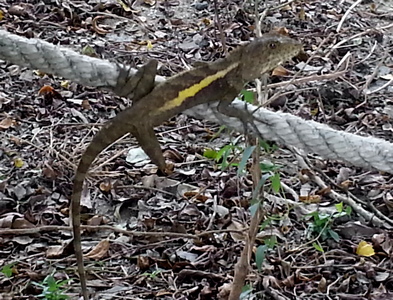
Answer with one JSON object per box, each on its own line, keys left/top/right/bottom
{"left": 114, "top": 60, "right": 158, "bottom": 100}
{"left": 132, "top": 127, "right": 168, "bottom": 174}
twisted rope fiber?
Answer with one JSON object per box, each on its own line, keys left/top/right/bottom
{"left": 1, "top": 29, "right": 393, "bottom": 174}
{"left": 186, "top": 102, "right": 393, "bottom": 174}
{"left": 0, "top": 29, "right": 123, "bottom": 88}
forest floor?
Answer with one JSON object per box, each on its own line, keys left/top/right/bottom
{"left": 1, "top": 0, "right": 393, "bottom": 299}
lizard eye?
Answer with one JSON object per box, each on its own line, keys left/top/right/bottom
{"left": 269, "top": 43, "right": 277, "bottom": 49}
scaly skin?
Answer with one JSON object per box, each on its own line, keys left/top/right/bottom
{"left": 71, "top": 33, "right": 302, "bottom": 299}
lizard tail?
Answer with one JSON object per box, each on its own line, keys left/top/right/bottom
{"left": 71, "top": 127, "right": 127, "bottom": 300}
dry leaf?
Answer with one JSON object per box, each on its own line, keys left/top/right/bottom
{"left": 144, "top": 0, "right": 156, "bottom": 6}
{"left": 201, "top": 18, "right": 211, "bottom": 26}
{"left": 356, "top": 240, "right": 375, "bottom": 257}
{"left": 299, "top": 7, "right": 306, "bottom": 21}
{"left": 117, "top": 0, "right": 131, "bottom": 11}
{"left": 92, "top": 16, "right": 111, "bottom": 35}
{"left": 228, "top": 220, "right": 246, "bottom": 242}
{"left": 99, "top": 181, "right": 112, "bottom": 193}
{"left": 299, "top": 195, "right": 321, "bottom": 204}
{"left": 38, "top": 85, "right": 55, "bottom": 95}
{"left": 85, "top": 239, "right": 110, "bottom": 259}
{"left": 137, "top": 255, "right": 150, "bottom": 270}
{"left": 0, "top": 118, "right": 14, "bottom": 130}
{"left": 272, "top": 65, "right": 290, "bottom": 76}
{"left": 82, "top": 99, "right": 91, "bottom": 110}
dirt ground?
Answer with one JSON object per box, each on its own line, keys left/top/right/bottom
{"left": 1, "top": 0, "right": 393, "bottom": 299}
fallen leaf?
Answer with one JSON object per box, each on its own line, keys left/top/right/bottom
{"left": 356, "top": 240, "right": 375, "bottom": 257}
{"left": 0, "top": 118, "right": 14, "bottom": 130}
{"left": 99, "top": 181, "right": 112, "bottom": 193}
{"left": 14, "top": 157, "right": 24, "bottom": 168}
{"left": 272, "top": 65, "right": 290, "bottom": 76}
{"left": 85, "top": 239, "right": 110, "bottom": 259}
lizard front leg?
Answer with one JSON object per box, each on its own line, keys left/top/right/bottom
{"left": 217, "top": 91, "right": 264, "bottom": 140}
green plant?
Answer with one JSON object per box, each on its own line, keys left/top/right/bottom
{"left": 307, "top": 202, "right": 351, "bottom": 242}
{"left": 32, "top": 274, "right": 70, "bottom": 300}
{"left": 142, "top": 269, "right": 162, "bottom": 279}
{"left": 1, "top": 263, "right": 16, "bottom": 278}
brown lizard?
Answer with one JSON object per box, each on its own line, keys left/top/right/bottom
{"left": 71, "top": 33, "right": 302, "bottom": 299}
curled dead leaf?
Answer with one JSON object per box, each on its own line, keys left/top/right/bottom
{"left": 271, "top": 65, "right": 290, "bottom": 76}
{"left": 85, "top": 239, "right": 110, "bottom": 259}
{"left": 92, "top": 16, "right": 112, "bottom": 35}
{"left": 228, "top": 220, "right": 246, "bottom": 242}
{"left": 99, "top": 181, "right": 112, "bottom": 193}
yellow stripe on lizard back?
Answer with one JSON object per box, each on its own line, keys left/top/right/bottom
{"left": 157, "top": 62, "right": 239, "bottom": 112}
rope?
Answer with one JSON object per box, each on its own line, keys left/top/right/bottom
{"left": 186, "top": 102, "right": 393, "bottom": 173}
{"left": 0, "top": 29, "right": 123, "bottom": 88}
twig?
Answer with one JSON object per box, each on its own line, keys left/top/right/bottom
{"left": 365, "top": 77, "right": 393, "bottom": 95}
{"left": 336, "top": 0, "right": 363, "bottom": 33}
{"left": 213, "top": 0, "right": 227, "bottom": 54}
{"left": 0, "top": 224, "right": 247, "bottom": 237}
{"left": 229, "top": 203, "right": 264, "bottom": 299}
{"left": 362, "top": 51, "right": 389, "bottom": 94}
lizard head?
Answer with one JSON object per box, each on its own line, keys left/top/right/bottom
{"left": 239, "top": 33, "right": 303, "bottom": 81}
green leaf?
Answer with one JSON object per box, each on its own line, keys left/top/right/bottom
{"left": 209, "top": 125, "right": 227, "bottom": 140}
{"left": 335, "top": 202, "right": 343, "bottom": 213}
{"left": 1, "top": 264, "right": 14, "bottom": 278}
{"left": 251, "top": 173, "right": 272, "bottom": 200}
{"left": 240, "top": 284, "right": 253, "bottom": 299}
{"left": 259, "top": 218, "right": 271, "bottom": 231}
{"left": 219, "top": 147, "right": 231, "bottom": 168}
{"left": 237, "top": 146, "right": 256, "bottom": 176}
{"left": 264, "top": 236, "right": 277, "bottom": 249}
{"left": 328, "top": 229, "right": 340, "bottom": 242}
{"left": 260, "top": 161, "right": 280, "bottom": 172}
{"left": 249, "top": 202, "right": 260, "bottom": 217}
{"left": 203, "top": 148, "right": 218, "bottom": 159}
{"left": 240, "top": 89, "right": 255, "bottom": 104}
{"left": 345, "top": 206, "right": 352, "bottom": 215}
{"left": 312, "top": 242, "right": 324, "bottom": 252}
{"left": 270, "top": 173, "right": 281, "bottom": 193}
{"left": 216, "top": 145, "right": 231, "bottom": 161}
{"left": 259, "top": 139, "right": 278, "bottom": 153}
{"left": 255, "top": 245, "right": 268, "bottom": 272}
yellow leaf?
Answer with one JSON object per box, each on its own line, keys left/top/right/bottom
{"left": 0, "top": 10, "right": 4, "bottom": 21}
{"left": 81, "top": 45, "right": 97, "bottom": 57}
{"left": 356, "top": 240, "right": 375, "bottom": 257}
{"left": 146, "top": 40, "right": 153, "bottom": 50}
{"left": 14, "top": 157, "right": 24, "bottom": 168}
{"left": 117, "top": 0, "right": 131, "bottom": 11}
{"left": 60, "top": 80, "right": 69, "bottom": 88}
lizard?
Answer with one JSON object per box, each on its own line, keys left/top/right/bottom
{"left": 70, "top": 33, "right": 303, "bottom": 299}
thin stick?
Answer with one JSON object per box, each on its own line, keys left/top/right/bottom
{"left": 336, "top": 0, "right": 362, "bottom": 33}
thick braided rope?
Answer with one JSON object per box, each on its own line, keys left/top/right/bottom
{"left": 0, "top": 29, "right": 126, "bottom": 88}
{"left": 186, "top": 102, "right": 393, "bottom": 173}
{"left": 1, "top": 29, "right": 393, "bottom": 174}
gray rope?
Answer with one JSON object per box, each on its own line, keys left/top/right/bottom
{"left": 187, "top": 102, "right": 393, "bottom": 173}
{"left": 1, "top": 29, "right": 393, "bottom": 174}
{"left": 0, "top": 29, "right": 126, "bottom": 88}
